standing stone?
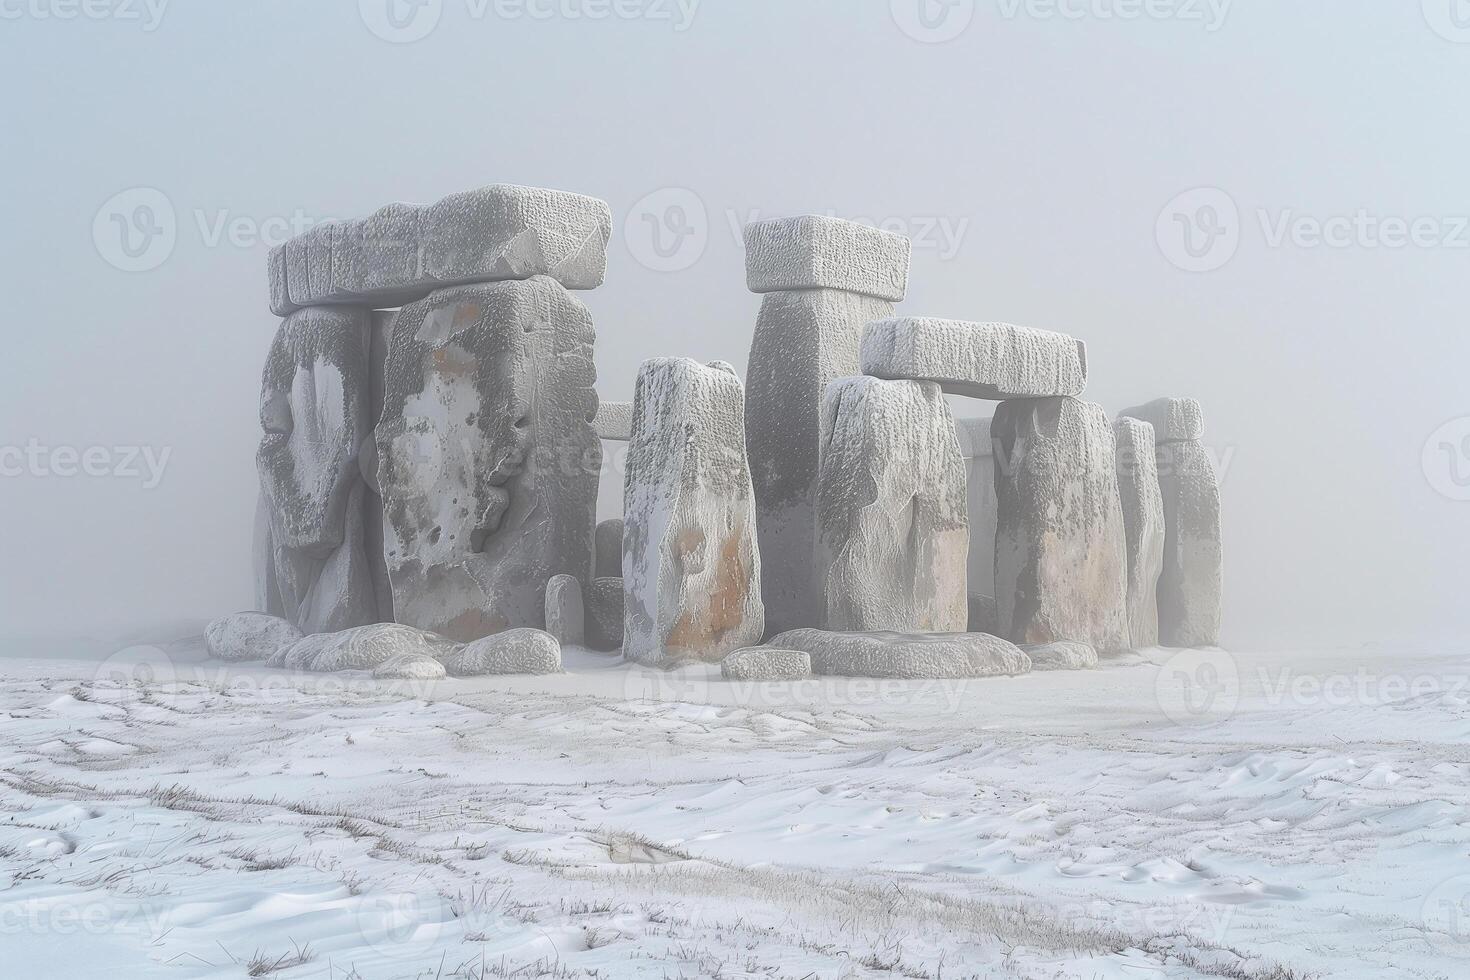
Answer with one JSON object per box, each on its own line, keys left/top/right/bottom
{"left": 253, "top": 492, "right": 284, "bottom": 617}
{"left": 376, "top": 276, "right": 600, "bottom": 642}
{"left": 1113, "top": 418, "right": 1165, "bottom": 648}
{"left": 594, "top": 518, "right": 624, "bottom": 579}
{"left": 816, "top": 377, "right": 968, "bottom": 633}
{"left": 623, "top": 358, "right": 763, "bottom": 667}
{"left": 586, "top": 576, "right": 623, "bottom": 651}
{"left": 954, "top": 416, "right": 998, "bottom": 600}
{"left": 744, "top": 216, "right": 911, "bottom": 636}
{"left": 861, "top": 318, "right": 1088, "bottom": 399}
{"left": 545, "top": 574, "right": 585, "bottom": 648}
{"left": 992, "top": 397, "right": 1129, "bottom": 653}
{"left": 257, "top": 306, "right": 380, "bottom": 633}
{"left": 593, "top": 401, "right": 633, "bottom": 442}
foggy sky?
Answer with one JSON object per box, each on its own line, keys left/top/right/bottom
{"left": 2, "top": 0, "right": 1466, "bottom": 649}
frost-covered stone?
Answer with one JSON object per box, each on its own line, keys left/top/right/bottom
{"left": 587, "top": 576, "right": 624, "bottom": 651}
{"left": 205, "top": 612, "right": 302, "bottom": 663}
{"left": 372, "top": 652, "right": 448, "bottom": 680}
{"left": 967, "top": 593, "right": 999, "bottom": 634}
{"left": 593, "top": 401, "right": 633, "bottom": 442}
{"left": 443, "top": 628, "right": 563, "bottom": 676}
{"left": 720, "top": 648, "right": 811, "bottom": 682}
{"left": 257, "top": 306, "right": 380, "bottom": 634}
{"left": 267, "top": 244, "right": 297, "bottom": 317}
{"left": 623, "top": 359, "right": 763, "bottom": 666}
{"left": 545, "top": 574, "right": 585, "bottom": 648}
{"left": 770, "top": 629, "right": 1031, "bottom": 679}
{"left": 253, "top": 493, "right": 284, "bottom": 618}
{"left": 272, "top": 184, "right": 612, "bottom": 310}
{"left": 816, "top": 378, "right": 968, "bottom": 633}
{"left": 992, "top": 397, "right": 1130, "bottom": 653}
{"left": 1121, "top": 397, "right": 1204, "bottom": 444}
{"left": 276, "top": 623, "right": 450, "bottom": 673}
{"left": 376, "top": 277, "right": 599, "bottom": 642}
{"left": 744, "top": 215, "right": 911, "bottom": 301}
{"left": 745, "top": 288, "right": 896, "bottom": 635}
{"left": 955, "top": 416, "right": 998, "bottom": 599}
{"left": 594, "top": 519, "right": 624, "bottom": 579}
{"left": 861, "top": 318, "right": 1087, "bottom": 400}
{"left": 1157, "top": 440, "right": 1223, "bottom": 647}
{"left": 1114, "top": 418, "right": 1165, "bottom": 648}
{"left": 1021, "top": 641, "right": 1099, "bottom": 671}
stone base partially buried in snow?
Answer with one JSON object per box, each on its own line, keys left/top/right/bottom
{"left": 442, "top": 628, "right": 563, "bottom": 677}
{"left": 769, "top": 629, "right": 1031, "bottom": 680}
{"left": 1021, "top": 642, "right": 1099, "bottom": 671}
{"left": 268, "top": 623, "right": 454, "bottom": 673}
{"left": 205, "top": 612, "right": 303, "bottom": 663}
{"left": 720, "top": 648, "right": 812, "bottom": 682}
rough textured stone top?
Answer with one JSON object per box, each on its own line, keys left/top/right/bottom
{"left": 593, "top": 401, "right": 633, "bottom": 442}
{"left": 268, "top": 183, "right": 611, "bottom": 314}
{"left": 860, "top": 318, "right": 1088, "bottom": 400}
{"left": 744, "top": 215, "right": 911, "bottom": 302}
{"left": 1120, "top": 397, "right": 1204, "bottom": 443}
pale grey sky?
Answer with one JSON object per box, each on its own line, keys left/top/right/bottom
{"left": 2, "top": 0, "right": 1467, "bottom": 648}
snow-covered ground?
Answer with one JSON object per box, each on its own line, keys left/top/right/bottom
{"left": 3, "top": 639, "right": 1469, "bottom": 978}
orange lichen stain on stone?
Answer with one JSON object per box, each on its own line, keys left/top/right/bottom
{"left": 666, "top": 528, "right": 749, "bottom": 657}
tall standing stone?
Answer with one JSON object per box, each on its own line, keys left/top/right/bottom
{"left": 743, "top": 215, "right": 911, "bottom": 636}
{"left": 954, "top": 416, "right": 998, "bottom": 602}
{"left": 257, "top": 305, "right": 380, "bottom": 633}
{"left": 623, "top": 358, "right": 763, "bottom": 667}
{"left": 1122, "top": 398, "right": 1222, "bottom": 647}
{"left": 1113, "top": 417, "right": 1165, "bottom": 648}
{"left": 816, "top": 377, "right": 968, "bottom": 633}
{"left": 992, "top": 397, "right": 1129, "bottom": 653}
{"left": 376, "top": 276, "right": 600, "bottom": 642}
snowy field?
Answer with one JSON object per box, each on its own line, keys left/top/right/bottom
{"left": 3, "top": 639, "right": 1469, "bottom": 979}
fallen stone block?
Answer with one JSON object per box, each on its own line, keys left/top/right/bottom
{"left": 624, "top": 359, "right": 764, "bottom": 666}
{"left": 992, "top": 396, "right": 1130, "bottom": 653}
{"left": 1157, "top": 440, "right": 1223, "bottom": 647}
{"left": 1114, "top": 417, "right": 1165, "bottom": 648}
{"left": 1121, "top": 397, "right": 1204, "bottom": 444}
{"left": 376, "top": 277, "right": 600, "bottom": 642}
{"left": 373, "top": 652, "right": 448, "bottom": 680}
{"left": 545, "top": 574, "right": 585, "bottom": 647}
{"left": 720, "top": 648, "right": 811, "bottom": 682}
{"left": 443, "top": 628, "right": 563, "bottom": 676}
{"left": 587, "top": 576, "right": 623, "bottom": 651}
{"left": 594, "top": 518, "right": 624, "bottom": 579}
{"left": 744, "top": 214, "right": 911, "bottom": 302}
{"left": 746, "top": 288, "right": 896, "bottom": 635}
{"left": 205, "top": 612, "right": 302, "bottom": 663}
{"left": 816, "top": 377, "right": 968, "bottom": 633}
{"left": 593, "top": 401, "right": 633, "bottom": 441}
{"left": 770, "top": 629, "right": 1031, "bottom": 679}
{"left": 274, "top": 623, "right": 451, "bottom": 672}
{"left": 1021, "top": 641, "right": 1099, "bottom": 671}
{"left": 861, "top": 318, "right": 1087, "bottom": 400}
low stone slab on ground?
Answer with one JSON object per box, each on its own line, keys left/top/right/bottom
{"left": 720, "top": 648, "right": 812, "bottom": 682}
{"left": 372, "top": 652, "right": 448, "bottom": 680}
{"left": 269, "top": 623, "right": 452, "bottom": 672}
{"left": 1021, "top": 641, "right": 1099, "bottom": 671}
{"left": 769, "top": 629, "right": 1031, "bottom": 679}
{"left": 861, "top": 318, "right": 1087, "bottom": 400}
{"left": 205, "top": 612, "right": 303, "bottom": 663}
{"left": 443, "top": 628, "right": 563, "bottom": 676}
{"left": 744, "top": 215, "right": 911, "bottom": 302}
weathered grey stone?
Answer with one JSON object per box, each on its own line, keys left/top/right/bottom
{"left": 443, "top": 628, "right": 563, "bottom": 676}
{"left": 955, "top": 416, "right": 998, "bottom": 599}
{"left": 720, "top": 648, "right": 811, "bottom": 682}
{"left": 967, "top": 593, "right": 999, "bottom": 634}
{"left": 206, "top": 612, "right": 302, "bottom": 663}
{"left": 545, "top": 574, "right": 585, "bottom": 647}
{"left": 253, "top": 493, "right": 285, "bottom": 618}
{"left": 1157, "top": 440, "right": 1223, "bottom": 647}
{"left": 372, "top": 652, "right": 448, "bottom": 680}
{"left": 861, "top": 318, "right": 1087, "bottom": 399}
{"left": 816, "top": 377, "right": 968, "bottom": 633}
{"left": 272, "top": 184, "right": 612, "bottom": 310}
{"left": 623, "top": 359, "right": 764, "bottom": 667}
{"left": 376, "top": 277, "right": 599, "bottom": 642}
{"left": 744, "top": 215, "right": 911, "bottom": 301}
{"left": 1021, "top": 641, "right": 1099, "bottom": 671}
{"left": 594, "top": 519, "right": 624, "bottom": 579}
{"left": 770, "top": 629, "right": 1031, "bottom": 679}
{"left": 362, "top": 310, "right": 397, "bottom": 621}
{"left": 257, "top": 306, "right": 380, "bottom": 634}
{"left": 745, "top": 288, "right": 896, "bottom": 636}
{"left": 992, "top": 397, "right": 1130, "bottom": 653}
{"left": 593, "top": 401, "right": 633, "bottom": 442}
{"left": 276, "top": 623, "right": 450, "bottom": 673}
{"left": 1114, "top": 418, "right": 1165, "bottom": 648}
{"left": 267, "top": 245, "right": 298, "bottom": 317}
{"left": 587, "top": 576, "right": 623, "bottom": 651}
{"left": 1121, "top": 397, "right": 1203, "bottom": 444}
